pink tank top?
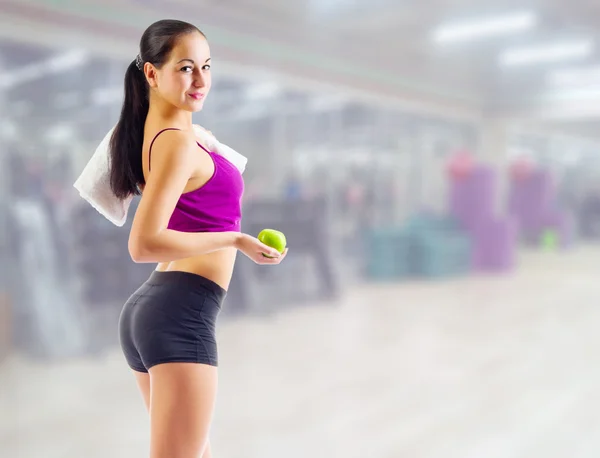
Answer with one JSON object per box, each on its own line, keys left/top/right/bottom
{"left": 148, "top": 128, "right": 244, "bottom": 233}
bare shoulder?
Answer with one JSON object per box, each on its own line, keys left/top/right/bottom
{"left": 147, "top": 128, "right": 198, "bottom": 170}
{"left": 133, "top": 128, "right": 199, "bottom": 232}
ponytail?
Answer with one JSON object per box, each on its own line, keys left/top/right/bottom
{"left": 108, "top": 19, "right": 204, "bottom": 199}
{"left": 109, "top": 59, "right": 149, "bottom": 199}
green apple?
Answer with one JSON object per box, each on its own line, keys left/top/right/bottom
{"left": 258, "top": 229, "right": 287, "bottom": 258}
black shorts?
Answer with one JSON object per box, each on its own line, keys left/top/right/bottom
{"left": 118, "top": 270, "right": 226, "bottom": 372}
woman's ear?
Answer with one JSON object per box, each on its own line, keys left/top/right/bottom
{"left": 144, "top": 63, "right": 158, "bottom": 89}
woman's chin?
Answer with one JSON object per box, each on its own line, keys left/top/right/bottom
{"left": 185, "top": 99, "right": 205, "bottom": 112}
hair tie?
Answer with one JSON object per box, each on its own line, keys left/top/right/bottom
{"left": 135, "top": 54, "right": 144, "bottom": 71}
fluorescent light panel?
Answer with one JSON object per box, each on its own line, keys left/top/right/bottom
{"left": 500, "top": 40, "right": 593, "bottom": 66}
{"left": 433, "top": 11, "right": 536, "bottom": 43}
{"left": 547, "top": 65, "right": 600, "bottom": 86}
{"left": 0, "top": 49, "right": 88, "bottom": 88}
{"left": 245, "top": 82, "right": 282, "bottom": 100}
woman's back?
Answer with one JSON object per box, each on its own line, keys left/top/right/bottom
{"left": 140, "top": 125, "right": 241, "bottom": 289}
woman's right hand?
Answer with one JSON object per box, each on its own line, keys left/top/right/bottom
{"left": 235, "top": 233, "right": 288, "bottom": 265}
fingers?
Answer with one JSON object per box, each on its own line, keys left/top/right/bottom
{"left": 255, "top": 248, "right": 288, "bottom": 265}
{"left": 275, "top": 248, "right": 288, "bottom": 262}
{"left": 259, "top": 243, "right": 281, "bottom": 259}
{"left": 257, "top": 257, "right": 281, "bottom": 265}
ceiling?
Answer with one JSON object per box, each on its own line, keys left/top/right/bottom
{"left": 1, "top": 0, "right": 600, "bottom": 128}
{"left": 122, "top": 0, "right": 600, "bottom": 108}
{"left": 0, "top": 37, "right": 478, "bottom": 156}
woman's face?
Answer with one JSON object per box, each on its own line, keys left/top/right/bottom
{"left": 147, "top": 31, "right": 212, "bottom": 112}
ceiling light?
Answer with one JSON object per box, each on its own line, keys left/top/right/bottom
{"left": 308, "top": 94, "right": 348, "bottom": 111}
{"left": 547, "top": 65, "right": 600, "bottom": 86}
{"left": 500, "top": 40, "right": 593, "bottom": 66}
{"left": 45, "top": 124, "right": 75, "bottom": 144}
{"left": 433, "top": 11, "right": 536, "bottom": 44}
{"left": 91, "top": 87, "right": 123, "bottom": 105}
{"left": 245, "top": 82, "right": 282, "bottom": 100}
{"left": 0, "top": 49, "right": 88, "bottom": 89}
{"left": 0, "top": 120, "right": 17, "bottom": 140}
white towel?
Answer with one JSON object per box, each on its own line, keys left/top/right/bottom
{"left": 73, "top": 125, "right": 248, "bottom": 227}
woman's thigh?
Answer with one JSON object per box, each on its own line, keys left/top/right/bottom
{"left": 133, "top": 370, "right": 151, "bottom": 412}
{"left": 148, "top": 362, "right": 218, "bottom": 458}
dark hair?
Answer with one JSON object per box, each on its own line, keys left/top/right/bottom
{"left": 109, "top": 19, "right": 205, "bottom": 198}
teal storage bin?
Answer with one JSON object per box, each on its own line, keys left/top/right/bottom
{"left": 363, "top": 214, "right": 473, "bottom": 282}
{"left": 364, "top": 227, "right": 412, "bottom": 280}
{"left": 411, "top": 230, "right": 472, "bottom": 278}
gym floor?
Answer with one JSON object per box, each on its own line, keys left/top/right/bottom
{"left": 2, "top": 245, "right": 600, "bottom": 458}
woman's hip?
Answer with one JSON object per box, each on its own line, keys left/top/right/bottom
{"left": 119, "top": 271, "right": 226, "bottom": 368}
{"left": 122, "top": 271, "right": 224, "bottom": 333}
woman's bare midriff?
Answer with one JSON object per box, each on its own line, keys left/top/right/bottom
{"left": 155, "top": 246, "right": 238, "bottom": 290}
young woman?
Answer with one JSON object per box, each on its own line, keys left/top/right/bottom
{"left": 111, "top": 19, "right": 287, "bottom": 458}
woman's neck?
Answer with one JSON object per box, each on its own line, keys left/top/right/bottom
{"left": 146, "top": 97, "right": 193, "bottom": 131}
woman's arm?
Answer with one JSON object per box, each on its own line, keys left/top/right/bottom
{"left": 128, "top": 130, "right": 241, "bottom": 263}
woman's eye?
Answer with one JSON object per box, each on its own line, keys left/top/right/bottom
{"left": 181, "top": 66, "right": 193, "bottom": 72}
{"left": 202, "top": 64, "right": 211, "bottom": 71}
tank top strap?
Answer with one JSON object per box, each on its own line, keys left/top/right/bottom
{"left": 196, "top": 141, "right": 211, "bottom": 154}
{"left": 148, "top": 128, "right": 181, "bottom": 171}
